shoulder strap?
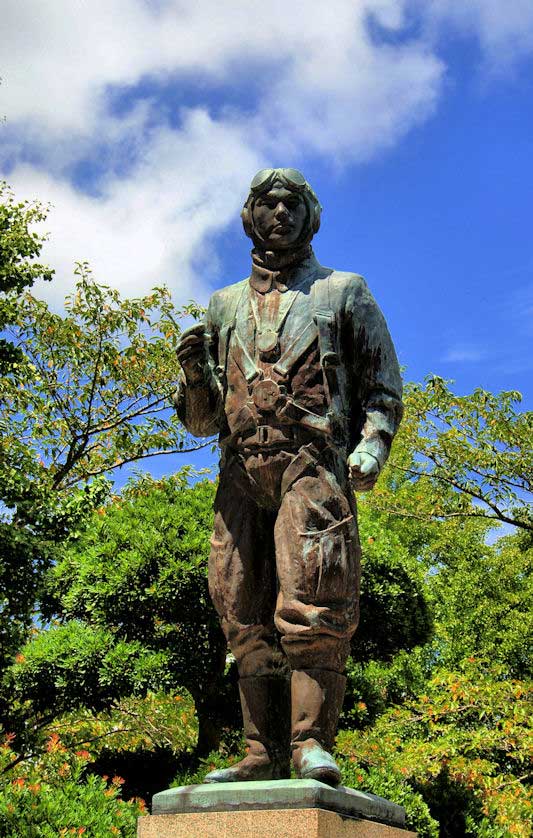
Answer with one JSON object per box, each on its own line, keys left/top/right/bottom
{"left": 311, "top": 273, "right": 339, "bottom": 369}
{"left": 311, "top": 273, "right": 348, "bottom": 439}
{"left": 218, "top": 281, "right": 249, "bottom": 374}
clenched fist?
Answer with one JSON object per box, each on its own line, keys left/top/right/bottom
{"left": 347, "top": 449, "right": 381, "bottom": 492}
{"left": 176, "top": 323, "right": 211, "bottom": 386}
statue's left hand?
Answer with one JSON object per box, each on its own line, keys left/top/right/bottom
{"left": 347, "top": 450, "right": 381, "bottom": 492}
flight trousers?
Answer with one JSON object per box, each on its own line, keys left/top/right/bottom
{"left": 208, "top": 440, "right": 361, "bottom": 677}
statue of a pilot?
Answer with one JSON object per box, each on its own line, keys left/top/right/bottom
{"left": 174, "top": 167, "right": 403, "bottom": 786}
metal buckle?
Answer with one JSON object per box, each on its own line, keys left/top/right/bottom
{"left": 251, "top": 378, "right": 281, "bottom": 412}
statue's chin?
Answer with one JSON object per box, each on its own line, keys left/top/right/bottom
{"left": 261, "top": 236, "right": 300, "bottom": 252}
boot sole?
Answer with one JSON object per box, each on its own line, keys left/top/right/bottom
{"left": 300, "top": 767, "right": 341, "bottom": 786}
{"left": 204, "top": 765, "right": 290, "bottom": 784}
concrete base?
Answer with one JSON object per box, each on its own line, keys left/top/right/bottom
{"left": 139, "top": 780, "right": 416, "bottom": 837}
{"left": 137, "top": 808, "right": 417, "bottom": 837}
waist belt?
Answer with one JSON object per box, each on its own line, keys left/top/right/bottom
{"left": 232, "top": 424, "right": 314, "bottom": 451}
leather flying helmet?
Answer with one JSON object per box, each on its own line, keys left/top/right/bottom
{"left": 241, "top": 167, "right": 322, "bottom": 250}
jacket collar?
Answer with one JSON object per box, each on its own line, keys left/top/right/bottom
{"left": 249, "top": 248, "right": 320, "bottom": 293}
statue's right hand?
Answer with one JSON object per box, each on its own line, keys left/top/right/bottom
{"left": 347, "top": 449, "right": 381, "bottom": 492}
{"left": 176, "top": 323, "right": 211, "bottom": 386}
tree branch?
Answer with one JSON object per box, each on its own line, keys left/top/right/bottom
{"left": 68, "top": 439, "right": 215, "bottom": 482}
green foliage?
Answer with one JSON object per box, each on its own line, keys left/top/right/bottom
{"left": 341, "top": 649, "right": 429, "bottom": 729}
{"left": 0, "top": 527, "right": 52, "bottom": 675}
{"left": 6, "top": 473, "right": 228, "bottom": 759}
{"left": 341, "top": 379, "right": 533, "bottom": 736}
{"left": 0, "top": 199, "right": 208, "bottom": 723}
{"left": 337, "top": 661, "right": 533, "bottom": 837}
{"left": 341, "top": 495, "right": 434, "bottom": 728}
{"left": 39, "top": 693, "right": 197, "bottom": 804}
{"left": 373, "top": 376, "right": 532, "bottom": 532}
{"left": 336, "top": 384, "right": 533, "bottom": 835}
{"left": 1, "top": 270, "right": 206, "bottom": 530}
{"left": 0, "top": 183, "right": 54, "bottom": 296}
{"left": 0, "top": 182, "right": 54, "bottom": 375}
{"left": 0, "top": 732, "right": 144, "bottom": 837}
{"left": 40, "top": 474, "right": 222, "bottom": 697}
{"left": 48, "top": 692, "right": 198, "bottom": 759}
{"left": 354, "top": 504, "right": 433, "bottom": 664}
{"left": 424, "top": 526, "right": 533, "bottom": 678}
{"left": 339, "top": 755, "right": 439, "bottom": 837}
{"left": 9, "top": 621, "right": 174, "bottom": 717}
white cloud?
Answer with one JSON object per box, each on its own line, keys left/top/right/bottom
{"left": 443, "top": 345, "right": 486, "bottom": 363}
{"left": 1, "top": 0, "right": 443, "bottom": 158}
{"left": 420, "top": 0, "right": 533, "bottom": 69}
{"left": 1, "top": 0, "right": 446, "bottom": 304}
{"left": 9, "top": 110, "right": 262, "bottom": 306}
{"left": 2, "top": 0, "right": 533, "bottom": 305}
{"left": 255, "top": 39, "right": 441, "bottom": 162}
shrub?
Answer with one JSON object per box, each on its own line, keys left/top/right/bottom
{"left": 337, "top": 661, "right": 533, "bottom": 837}
{"left": 0, "top": 732, "right": 144, "bottom": 838}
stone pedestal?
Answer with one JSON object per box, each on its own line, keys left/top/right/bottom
{"left": 138, "top": 779, "right": 416, "bottom": 837}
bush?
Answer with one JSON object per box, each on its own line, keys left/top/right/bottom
{"left": 0, "top": 732, "right": 144, "bottom": 838}
{"left": 337, "top": 756, "right": 439, "bottom": 837}
{"left": 337, "top": 660, "right": 533, "bottom": 837}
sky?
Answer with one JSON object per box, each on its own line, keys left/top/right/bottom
{"left": 1, "top": 0, "right": 532, "bottom": 478}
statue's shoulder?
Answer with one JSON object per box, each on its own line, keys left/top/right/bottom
{"left": 208, "top": 278, "right": 249, "bottom": 324}
{"left": 312, "top": 267, "right": 367, "bottom": 308}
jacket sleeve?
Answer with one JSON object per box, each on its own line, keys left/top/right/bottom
{"left": 172, "top": 295, "right": 223, "bottom": 438}
{"left": 345, "top": 277, "right": 404, "bottom": 469}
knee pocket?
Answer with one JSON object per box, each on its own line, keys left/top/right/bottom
{"left": 306, "top": 523, "right": 357, "bottom": 602}
{"left": 284, "top": 516, "right": 358, "bottom": 604}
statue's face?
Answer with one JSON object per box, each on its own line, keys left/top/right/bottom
{"left": 252, "top": 186, "right": 307, "bottom": 249}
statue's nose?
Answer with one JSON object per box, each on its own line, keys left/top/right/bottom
{"left": 275, "top": 202, "right": 289, "bottom": 219}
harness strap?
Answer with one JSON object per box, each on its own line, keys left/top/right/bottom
{"left": 273, "top": 320, "right": 317, "bottom": 377}
{"left": 231, "top": 331, "right": 261, "bottom": 383}
{"left": 311, "top": 274, "right": 347, "bottom": 440}
{"left": 311, "top": 274, "right": 338, "bottom": 365}
{"left": 219, "top": 283, "right": 260, "bottom": 382}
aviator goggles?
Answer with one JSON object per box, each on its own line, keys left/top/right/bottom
{"left": 249, "top": 167, "right": 309, "bottom": 195}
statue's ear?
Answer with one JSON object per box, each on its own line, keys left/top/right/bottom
{"left": 310, "top": 198, "right": 322, "bottom": 234}
{"left": 241, "top": 201, "right": 253, "bottom": 238}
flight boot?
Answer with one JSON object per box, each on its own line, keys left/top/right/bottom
{"left": 204, "top": 675, "right": 290, "bottom": 782}
{"left": 290, "top": 668, "right": 346, "bottom": 786}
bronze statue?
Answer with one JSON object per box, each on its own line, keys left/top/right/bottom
{"left": 174, "top": 168, "right": 403, "bottom": 786}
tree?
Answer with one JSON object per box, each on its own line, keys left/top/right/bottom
{"left": 340, "top": 492, "right": 434, "bottom": 728}
{"left": 0, "top": 732, "right": 145, "bottom": 837}
{"left": 371, "top": 377, "right": 532, "bottom": 533}
{"left": 0, "top": 182, "right": 54, "bottom": 375}
{"left": 0, "top": 232, "right": 211, "bottom": 702}
{"left": 335, "top": 400, "right": 533, "bottom": 835}
{"left": 5, "top": 474, "right": 228, "bottom": 764}
{"left": 0, "top": 183, "right": 57, "bottom": 688}
{"left": 1, "top": 270, "right": 208, "bottom": 533}
{"left": 337, "top": 660, "right": 533, "bottom": 837}
{"left": 422, "top": 526, "right": 532, "bottom": 680}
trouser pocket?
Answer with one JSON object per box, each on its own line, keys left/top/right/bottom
{"left": 298, "top": 518, "right": 356, "bottom": 604}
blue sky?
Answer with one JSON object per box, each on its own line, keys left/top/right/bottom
{"left": 1, "top": 0, "right": 532, "bottom": 478}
